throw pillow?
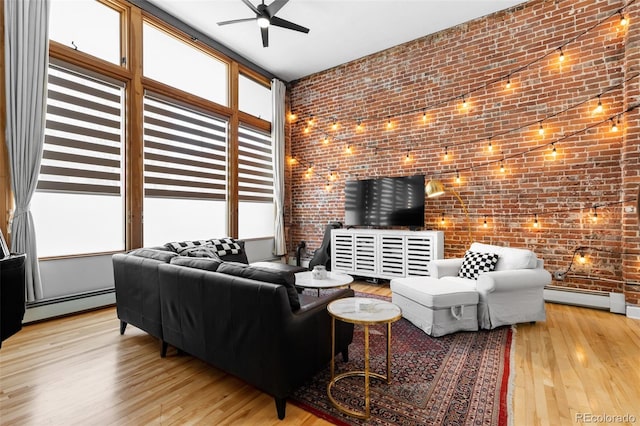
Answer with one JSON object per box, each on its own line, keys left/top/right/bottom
{"left": 458, "top": 251, "right": 500, "bottom": 280}
{"left": 217, "top": 262, "right": 300, "bottom": 311}
{"left": 164, "top": 240, "right": 210, "bottom": 254}
{"left": 170, "top": 256, "right": 222, "bottom": 272}
{"left": 207, "top": 238, "right": 243, "bottom": 256}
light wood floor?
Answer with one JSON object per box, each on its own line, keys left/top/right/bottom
{"left": 1, "top": 282, "right": 639, "bottom": 425}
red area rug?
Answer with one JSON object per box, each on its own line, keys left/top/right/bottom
{"left": 291, "top": 294, "right": 514, "bottom": 425}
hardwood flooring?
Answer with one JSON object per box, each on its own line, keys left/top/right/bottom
{"left": 1, "top": 282, "right": 639, "bottom": 425}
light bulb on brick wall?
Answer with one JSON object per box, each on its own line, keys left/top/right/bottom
{"left": 551, "top": 143, "right": 557, "bottom": 158}
{"left": 441, "top": 213, "right": 445, "bottom": 225}
{"left": 483, "top": 216, "right": 488, "bottom": 228}
{"left": 455, "top": 170, "right": 461, "bottom": 184}
{"left": 611, "top": 118, "right": 619, "bottom": 132}
{"left": 533, "top": 214, "right": 539, "bottom": 228}
{"left": 461, "top": 95, "right": 468, "bottom": 109}
{"left": 332, "top": 118, "right": 338, "bottom": 130}
{"left": 620, "top": 11, "right": 628, "bottom": 26}
{"left": 594, "top": 95, "right": 603, "bottom": 113}
{"left": 444, "top": 146, "right": 449, "bottom": 160}
{"left": 538, "top": 121, "right": 544, "bottom": 136}
{"left": 386, "top": 116, "right": 393, "bottom": 129}
{"left": 405, "top": 150, "right": 411, "bottom": 162}
{"left": 422, "top": 110, "right": 428, "bottom": 122}
{"left": 559, "top": 47, "right": 565, "bottom": 62}
{"left": 592, "top": 207, "right": 598, "bottom": 222}
{"left": 488, "top": 140, "right": 493, "bottom": 151}
{"left": 579, "top": 252, "right": 586, "bottom": 264}
{"left": 323, "top": 136, "right": 329, "bottom": 144}
{"left": 506, "top": 77, "right": 511, "bottom": 89}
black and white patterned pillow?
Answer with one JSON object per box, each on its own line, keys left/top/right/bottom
{"left": 458, "top": 251, "right": 500, "bottom": 280}
{"left": 164, "top": 240, "right": 210, "bottom": 254}
{"left": 207, "top": 238, "right": 243, "bottom": 257}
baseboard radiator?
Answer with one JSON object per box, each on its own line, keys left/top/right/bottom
{"left": 24, "top": 289, "right": 116, "bottom": 324}
{"left": 544, "top": 285, "right": 626, "bottom": 314}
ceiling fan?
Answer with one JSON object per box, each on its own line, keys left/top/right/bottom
{"left": 217, "top": 0, "right": 310, "bottom": 48}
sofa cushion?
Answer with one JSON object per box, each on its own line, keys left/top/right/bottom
{"left": 470, "top": 242, "right": 538, "bottom": 270}
{"left": 390, "top": 277, "right": 478, "bottom": 308}
{"left": 217, "top": 262, "right": 300, "bottom": 311}
{"left": 170, "top": 256, "right": 223, "bottom": 272}
{"left": 458, "top": 250, "right": 499, "bottom": 280}
{"left": 128, "top": 248, "right": 178, "bottom": 262}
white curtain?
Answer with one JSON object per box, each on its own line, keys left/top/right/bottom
{"left": 271, "top": 79, "right": 287, "bottom": 256}
{"left": 4, "top": 0, "right": 49, "bottom": 301}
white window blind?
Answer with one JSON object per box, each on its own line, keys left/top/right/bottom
{"left": 143, "top": 95, "right": 228, "bottom": 200}
{"left": 38, "top": 65, "right": 124, "bottom": 195}
{"left": 238, "top": 125, "right": 273, "bottom": 203}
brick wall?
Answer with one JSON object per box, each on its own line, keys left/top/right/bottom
{"left": 288, "top": 0, "right": 640, "bottom": 305}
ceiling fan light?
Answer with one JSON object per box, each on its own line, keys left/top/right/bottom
{"left": 257, "top": 16, "right": 270, "bottom": 28}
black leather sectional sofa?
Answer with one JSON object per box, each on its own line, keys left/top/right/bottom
{"left": 112, "top": 242, "right": 354, "bottom": 419}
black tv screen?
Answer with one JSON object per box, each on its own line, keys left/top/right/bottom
{"left": 345, "top": 175, "right": 425, "bottom": 227}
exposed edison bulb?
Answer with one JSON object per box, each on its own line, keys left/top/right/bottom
{"left": 304, "top": 125, "right": 310, "bottom": 134}
{"left": 483, "top": 217, "right": 488, "bottom": 228}
{"left": 611, "top": 118, "right": 619, "bottom": 132}
{"left": 323, "top": 136, "right": 329, "bottom": 144}
{"left": 500, "top": 161, "right": 505, "bottom": 173}
{"left": 538, "top": 122, "right": 544, "bottom": 136}
{"left": 386, "top": 117, "right": 393, "bottom": 129}
{"left": 579, "top": 252, "right": 586, "bottom": 264}
{"left": 594, "top": 96, "right": 603, "bottom": 113}
{"left": 488, "top": 140, "right": 493, "bottom": 151}
{"left": 422, "top": 111, "right": 428, "bottom": 122}
{"left": 506, "top": 77, "right": 511, "bottom": 89}
{"left": 552, "top": 144, "right": 557, "bottom": 158}
{"left": 325, "top": 181, "right": 332, "bottom": 191}
{"left": 559, "top": 48, "right": 565, "bottom": 62}
{"left": 455, "top": 171, "right": 461, "bottom": 184}
{"left": 329, "top": 171, "right": 336, "bottom": 181}
{"left": 289, "top": 157, "right": 297, "bottom": 165}
{"left": 592, "top": 208, "right": 598, "bottom": 222}
{"left": 332, "top": 120, "right": 338, "bottom": 131}
{"left": 444, "top": 147, "right": 449, "bottom": 160}
{"left": 461, "top": 96, "right": 468, "bottom": 109}
{"left": 356, "top": 119, "right": 363, "bottom": 131}
{"left": 533, "top": 214, "right": 539, "bottom": 228}
{"left": 620, "top": 12, "right": 628, "bottom": 26}
{"left": 404, "top": 151, "right": 411, "bottom": 162}
{"left": 307, "top": 115, "right": 314, "bottom": 126}
{"left": 288, "top": 112, "right": 297, "bottom": 121}
{"left": 441, "top": 213, "right": 445, "bottom": 225}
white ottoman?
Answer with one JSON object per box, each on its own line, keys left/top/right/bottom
{"left": 390, "top": 277, "right": 479, "bottom": 337}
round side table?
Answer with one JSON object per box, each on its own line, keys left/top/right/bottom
{"left": 326, "top": 297, "right": 402, "bottom": 419}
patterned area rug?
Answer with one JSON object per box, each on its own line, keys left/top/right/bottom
{"left": 291, "top": 293, "right": 513, "bottom": 425}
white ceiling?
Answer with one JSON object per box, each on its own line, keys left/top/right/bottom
{"left": 145, "top": 0, "right": 526, "bottom": 82}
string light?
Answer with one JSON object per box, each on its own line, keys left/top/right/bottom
{"left": 455, "top": 170, "right": 461, "bottom": 184}
{"left": 332, "top": 118, "right": 338, "bottom": 130}
{"left": 307, "top": 114, "right": 314, "bottom": 126}
{"left": 488, "top": 140, "right": 493, "bottom": 151}
{"left": 538, "top": 121, "right": 544, "bottom": 136}
{"left": 444, "top": 146, "right": 449, "bottom": 160}
{"left": 461, "top": 95, "right": 468, "bottom": 109}
{"left": 356, "top": 119, "right": 363, "bottom": 131}
{"left": 594, "top": 95, "right": 603, "bottom": 113}
{"left": 325, "top": 180, "right": 332, "bottom": 191}
{"left": 559, "top": 47, "right": 565, "bottom": 62}
{"left": 303, "top": 125, "right": 310, "bottom": 134}
{"left": 328, "top": 170, "right": 336, "bottom": 181}
{"left": 611, "top": 118, "right": 619, "bottom": 132}
{"left": 533, "top": 214, "right": 539, "bottom": 228}
{"left": 500, "top": 153, "right": 505, "bottom": 173}
{"left": 620, "top": 11, "right": 628, "bottom": 26}
{"left": 422, "top": 110, "right": 428, "bottom": 122}
{"left": 323, "top": 136, "right": 329, "bottom": 144}
{"left": 288, "top": 112, "right": 297, "bottom": 121}
{"left": 506, "top": 76, "right": 511, "bottom": 89}
{"left": 345, "top": 144, "right": 352, "bottom": 154}
{"left": 386, "top": 116, "right": 392, "bottom": 129}
{"left": 551, "top": 142, "right": 557, "bottom": 158}
{"left": 441, "top": 213, "right": 445, "bottom": 225}
{"left": 483, "top": 216, "right": 488, "bottom": 228}
{"left": 592, "top": 206, "right": 598, "bottom": 222}
{"left": 579, "top": 252, "right": 586, "bottom": 264}
{"left": 405, "top": 150, "right": 411, "bottom": 162}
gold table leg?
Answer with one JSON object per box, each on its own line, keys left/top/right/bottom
{"left": 327, "top": 322, "right": 393, "bottom": 419}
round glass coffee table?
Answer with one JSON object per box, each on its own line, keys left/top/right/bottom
{"left": 326, "top": 297, "right": 402, "bottom": 419}
{"left": 294, "top": 270, "right": 354, "bottom": 296}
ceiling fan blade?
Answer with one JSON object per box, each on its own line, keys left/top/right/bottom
{"left": 217, "top": 17, "right": 257, "bottom": 26}
{"left": 261, "top": 26, "right": 269, "bottom": 47}
{"left": 240, "top": 0, "right": 260, "bottom": 14}
{"left": 266, "top": 0, "right": 289, "bottom": 16}
{"left": 270, "top": 16, "right": 309, "bottom": 33}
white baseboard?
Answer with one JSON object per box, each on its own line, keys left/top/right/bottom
{"left": 24, "top": 291, "right": 115, "bottom": 323}
{"left": 544, "top": 286, "right": 610, "bottom": 310}
{"left": 627, "top": 305, "right": 640, "bottom": 320}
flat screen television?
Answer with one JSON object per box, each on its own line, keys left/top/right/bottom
{"left": 345, "top": 175, "right": 425, "bottom": 228}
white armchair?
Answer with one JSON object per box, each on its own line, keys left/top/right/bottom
{"left": 430, "top": 242, "right": 551, "bottom": 329}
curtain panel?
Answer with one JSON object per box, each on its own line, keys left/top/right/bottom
{"left": 271, "top": 79, "right": 287, "bottom": 257}
{"left": 4, "top": 0, "right": 50, "bottom": 301}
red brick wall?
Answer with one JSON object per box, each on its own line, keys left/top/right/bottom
{"left": 288, "top": 0, "right": 640, "bottom": 305}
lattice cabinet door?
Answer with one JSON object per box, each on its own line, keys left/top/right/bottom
{"left": 379, "top": 234, "right": 406, "bottom": 277}
{"left": 331, "top": 232, "right": 354, "bottom": 272}
{"left": 406, "top": 235, "right": 435, "bottom": 276}
{"left": 354, "top": 234, "right": 376, "bottom": 274}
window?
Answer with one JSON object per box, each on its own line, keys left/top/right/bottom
{"left": 239, "top": 74, "right": 272, "bottom": 121}
{"left": 143, "top": 22, "right": 229, "bottom": 106}
{"left": 238, "top": 125, "right": 274, "bottom": 239}
{"left": 49, "top": 0, "right": 122, "bottom": 65}
{"left": 142, "top": 95, "right": 228, "bottom": 246}
{"left": 32, "top": 64, "right": 125, "bottom": 257}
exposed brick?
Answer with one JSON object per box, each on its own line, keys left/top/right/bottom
{"left": 287, "top": 0, "right": 640, "bottom": 305}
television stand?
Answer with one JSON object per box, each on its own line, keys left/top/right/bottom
{"left": 331, "top": 229, "right": 444, "bottom": 279}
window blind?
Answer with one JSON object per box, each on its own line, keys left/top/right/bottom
{"left": 38, "top": 65, "right": 124, "bottom": 195}
{"left": 143, "top": 95, "right": 228, "bottom": 200}
{"left": 238, "top": 125, "right": 273, "bottom": 203}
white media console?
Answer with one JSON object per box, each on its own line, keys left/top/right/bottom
{"left": 330, "top": 229, "right": 444, "bottom": 280}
